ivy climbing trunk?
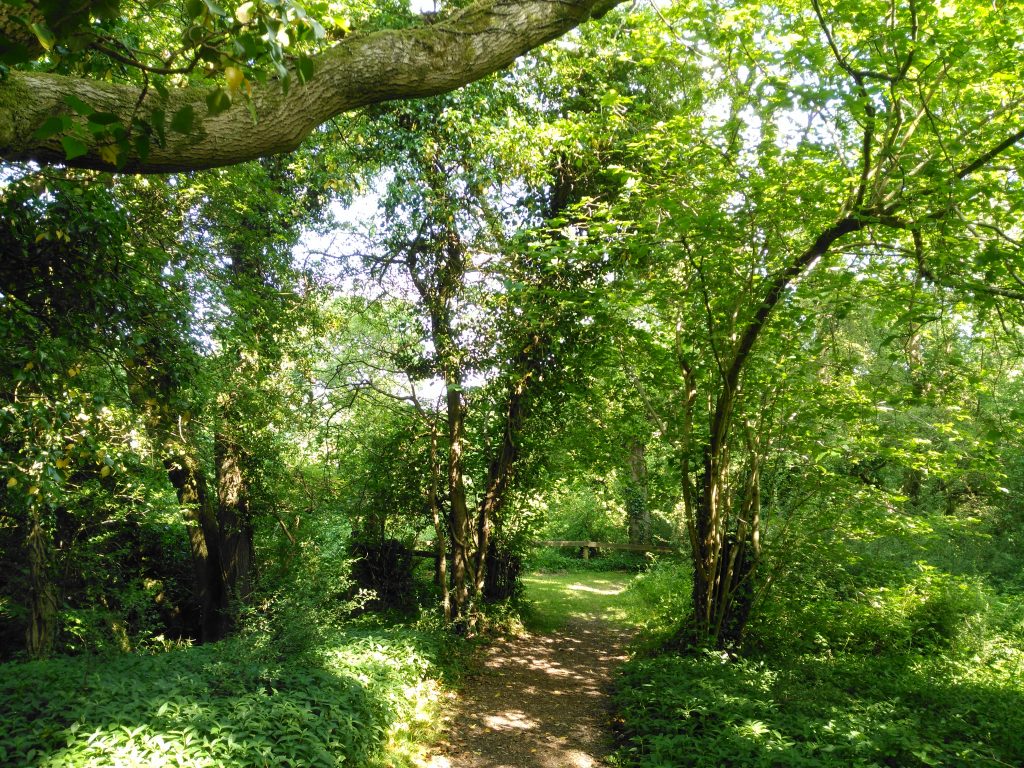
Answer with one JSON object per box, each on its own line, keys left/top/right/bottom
{"left": 626, "top": 440, "right": 651, "bottom": 546}
{"left": 215, "top": 434, "right": 255, "bottom": 607}
{"left": 25, "top": 510, "right": 58, "bottom": 659}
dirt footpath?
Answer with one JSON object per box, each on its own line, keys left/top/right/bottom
{"left": 427, "top": 618, "right": 632, "bottom": 768}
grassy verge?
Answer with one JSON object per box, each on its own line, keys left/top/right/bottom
{"left": 521, "top": 570, "right": 637, "bottom": 633}
{"left": 0, "top": 624, "right": 460, "bottom": 768}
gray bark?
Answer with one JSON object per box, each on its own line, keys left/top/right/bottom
{"left": 0, "top": 0, "right": 623, "bottom": 173}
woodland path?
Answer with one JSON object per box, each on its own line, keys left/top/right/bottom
{"left": 427, "top": 576, "right": 634, "bottom": 768}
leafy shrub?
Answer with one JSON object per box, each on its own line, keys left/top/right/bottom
{"left": 624, "top": 558, "right": 693, "bottom": 642}
{"left": 541, "top": 483, "right": 626, "bottom": 544}
{"left": 0, "top": 625, "right": 453, "bottom": 768}
{"left": 614, "top": 548, "right": 1024, "bottom": 768}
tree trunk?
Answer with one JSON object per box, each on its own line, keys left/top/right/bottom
{"left": 0, "top": 0, "right": 624, "bottom": 172}
{"left": 683, "top": 217, "right": 863, "bottom": 647}
{"left": 626, "top": 440, "right": 651, "bottom": 545}
{"left": 690, "top": 445, "right": 760, "bottom": 647}
{"left": 473, "top": 375, "right": 524, "bottom": 596}
{"left": 445, "top": 376, "right": 474, "bottom": 625}
{"left": 215, "top": 434, "right": 255, "bottom": 608}
{"left": 428, "top": 422, "right": 451, "bottom": 622}
{"left": 25, "top": 511, "right": 58, "bottom": 659}
{"left": 165, "top": 452, "right": 230, "bottom": 642}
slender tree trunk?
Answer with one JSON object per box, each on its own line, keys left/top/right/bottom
{"left": 626, "top": 440, "right": 651, "bottom": 545}
{"left": 445, "top": 375, "right": 473, "bottom": 624}
{"left": 428, "top": 422, "right": 451, "bottom": 621}
{"left": 686, "top": 217, "right": 863, "bottom": 647}
{"left": 25, "top": 510, "right": 58, "bottom": 659}
{"left": 165, "top": 452, "right": 229, "bottom": 641}
{"left": 473, "top": 359, "right": 532, "bottom": 597}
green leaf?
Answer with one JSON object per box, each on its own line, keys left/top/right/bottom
{"left": 152, "top": 77, "right": 170, "bottom": 101}
{"left": 134, "top": 133, "right": 151, "bottom": 163}
{"left": 60, "top": 135, "right": 88, "bottom": 161}
{"left": 29, "top": 21, "right": 56, "bottom": 51}
{"left": 184, "top": 0, "right": 205, "bottom": 18}
{"left": 32, "top": 116, "right": 69, "bottom": 140}
{"left": 150, "top": 108, "right": 167, "bottom": 146}
{"left": 206, "top": 88, "right": 232, "bottom": 116}
{"left": 170, "top": 105, "right": 195, "bottom": 134}
{"left": 90, "top": 0, "right": 120, "bottom": 21}
{"left": 65, "top": 94, "right": 94, "bottom": 117}
{"left": 88, "top": 112, "right": 121, "bottom": 126}
{"left": 296, "top": 55, "right": 314, "bottom": 85}
{"left": 202, "top": 0, "right": 227, "bottom": 16}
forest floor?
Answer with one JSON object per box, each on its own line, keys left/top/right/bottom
{"left": 425, "top": 573, "right": 635, "bottom": 768}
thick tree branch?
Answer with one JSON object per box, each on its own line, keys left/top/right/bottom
{"left": 0, "top": 0, "right": 624, "bottom": 173}
{"left": 709, "top": 216, "right": 864, "bottom": 455}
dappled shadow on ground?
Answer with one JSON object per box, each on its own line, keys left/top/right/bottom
{"left": 432, "top": 620, "right": 633, "bottom": 768}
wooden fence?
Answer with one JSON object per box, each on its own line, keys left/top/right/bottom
{"left": 534, "top": 540, "right": 679, "bottom": 559}
{"left": 412, "top": 540, "right": 679, "bottom": 560}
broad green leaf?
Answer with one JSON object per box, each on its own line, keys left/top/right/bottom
{"left": 65, "top": 94, "right": 94, "bottom": 117}
{"left": 60, "top": 135, "right": 88, "bottom": 160}
{"left": 296, "top": 55, "right": 314, "bottom": 85}
{"left": 170, "top": 105, "right": 195, "bottom": 134}
{"left": 28, "top": 21, "right": 55, "bottom": 51}
{"left": 32, "top": 115, "right": 69, "bottom": 140}
{"left": 206, "top": 88, "right": 232, "bottom": 116}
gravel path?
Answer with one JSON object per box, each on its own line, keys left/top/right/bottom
{"left": 427, "top": 618, "right": 632, "bottom": 768}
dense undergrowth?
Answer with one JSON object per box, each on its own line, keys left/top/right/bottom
{"left": 0, "top": 622, "right": 460, "bottom": 768}
{"left": 612, "top": 519, "right": 1024, "bottom": 768}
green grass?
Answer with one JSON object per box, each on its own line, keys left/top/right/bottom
{"left": 521, "top": 570, "right": 638, "bottom": 632}
{"left": 0, "top": 625, "right": 458, "bottom": 768}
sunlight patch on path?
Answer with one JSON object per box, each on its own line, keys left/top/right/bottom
{"left": 566, "top": 583, "right": 626, "bottom": 595}
{"left": 431, "top": 623, "right": 633, "bottom": 767}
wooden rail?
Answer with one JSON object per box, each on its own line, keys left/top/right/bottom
{"left": 535, "top": 540, "right": 679, "bottom": 558}
{"left": 411, "top": 540, "right": 679, "bottom": 560}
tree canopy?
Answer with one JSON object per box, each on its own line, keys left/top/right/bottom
{"left": 2, "top": 2, "right": 1024, "bottom": 766}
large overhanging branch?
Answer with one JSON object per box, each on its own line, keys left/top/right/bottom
{"left": 0, "top": 0, "right": 623, "bottom": 173}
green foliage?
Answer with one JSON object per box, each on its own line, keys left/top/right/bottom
{"left": 0, "top": 624, "right": 455, "bottom": 768}
{"left": 613, "top": 632, "right": 1024, "bottom": 768}
{"left": 623, "top": 559, "right": 693, "bottom": 644}
{"left": 614, "top": 510, "right": 1024, "bottom": 768}
{"left": 537, "top": 480, "right": 628, "bottom": 544}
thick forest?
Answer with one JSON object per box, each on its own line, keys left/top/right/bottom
{"left": 1, "top": 1, "right": 1023, "bottom": 766}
